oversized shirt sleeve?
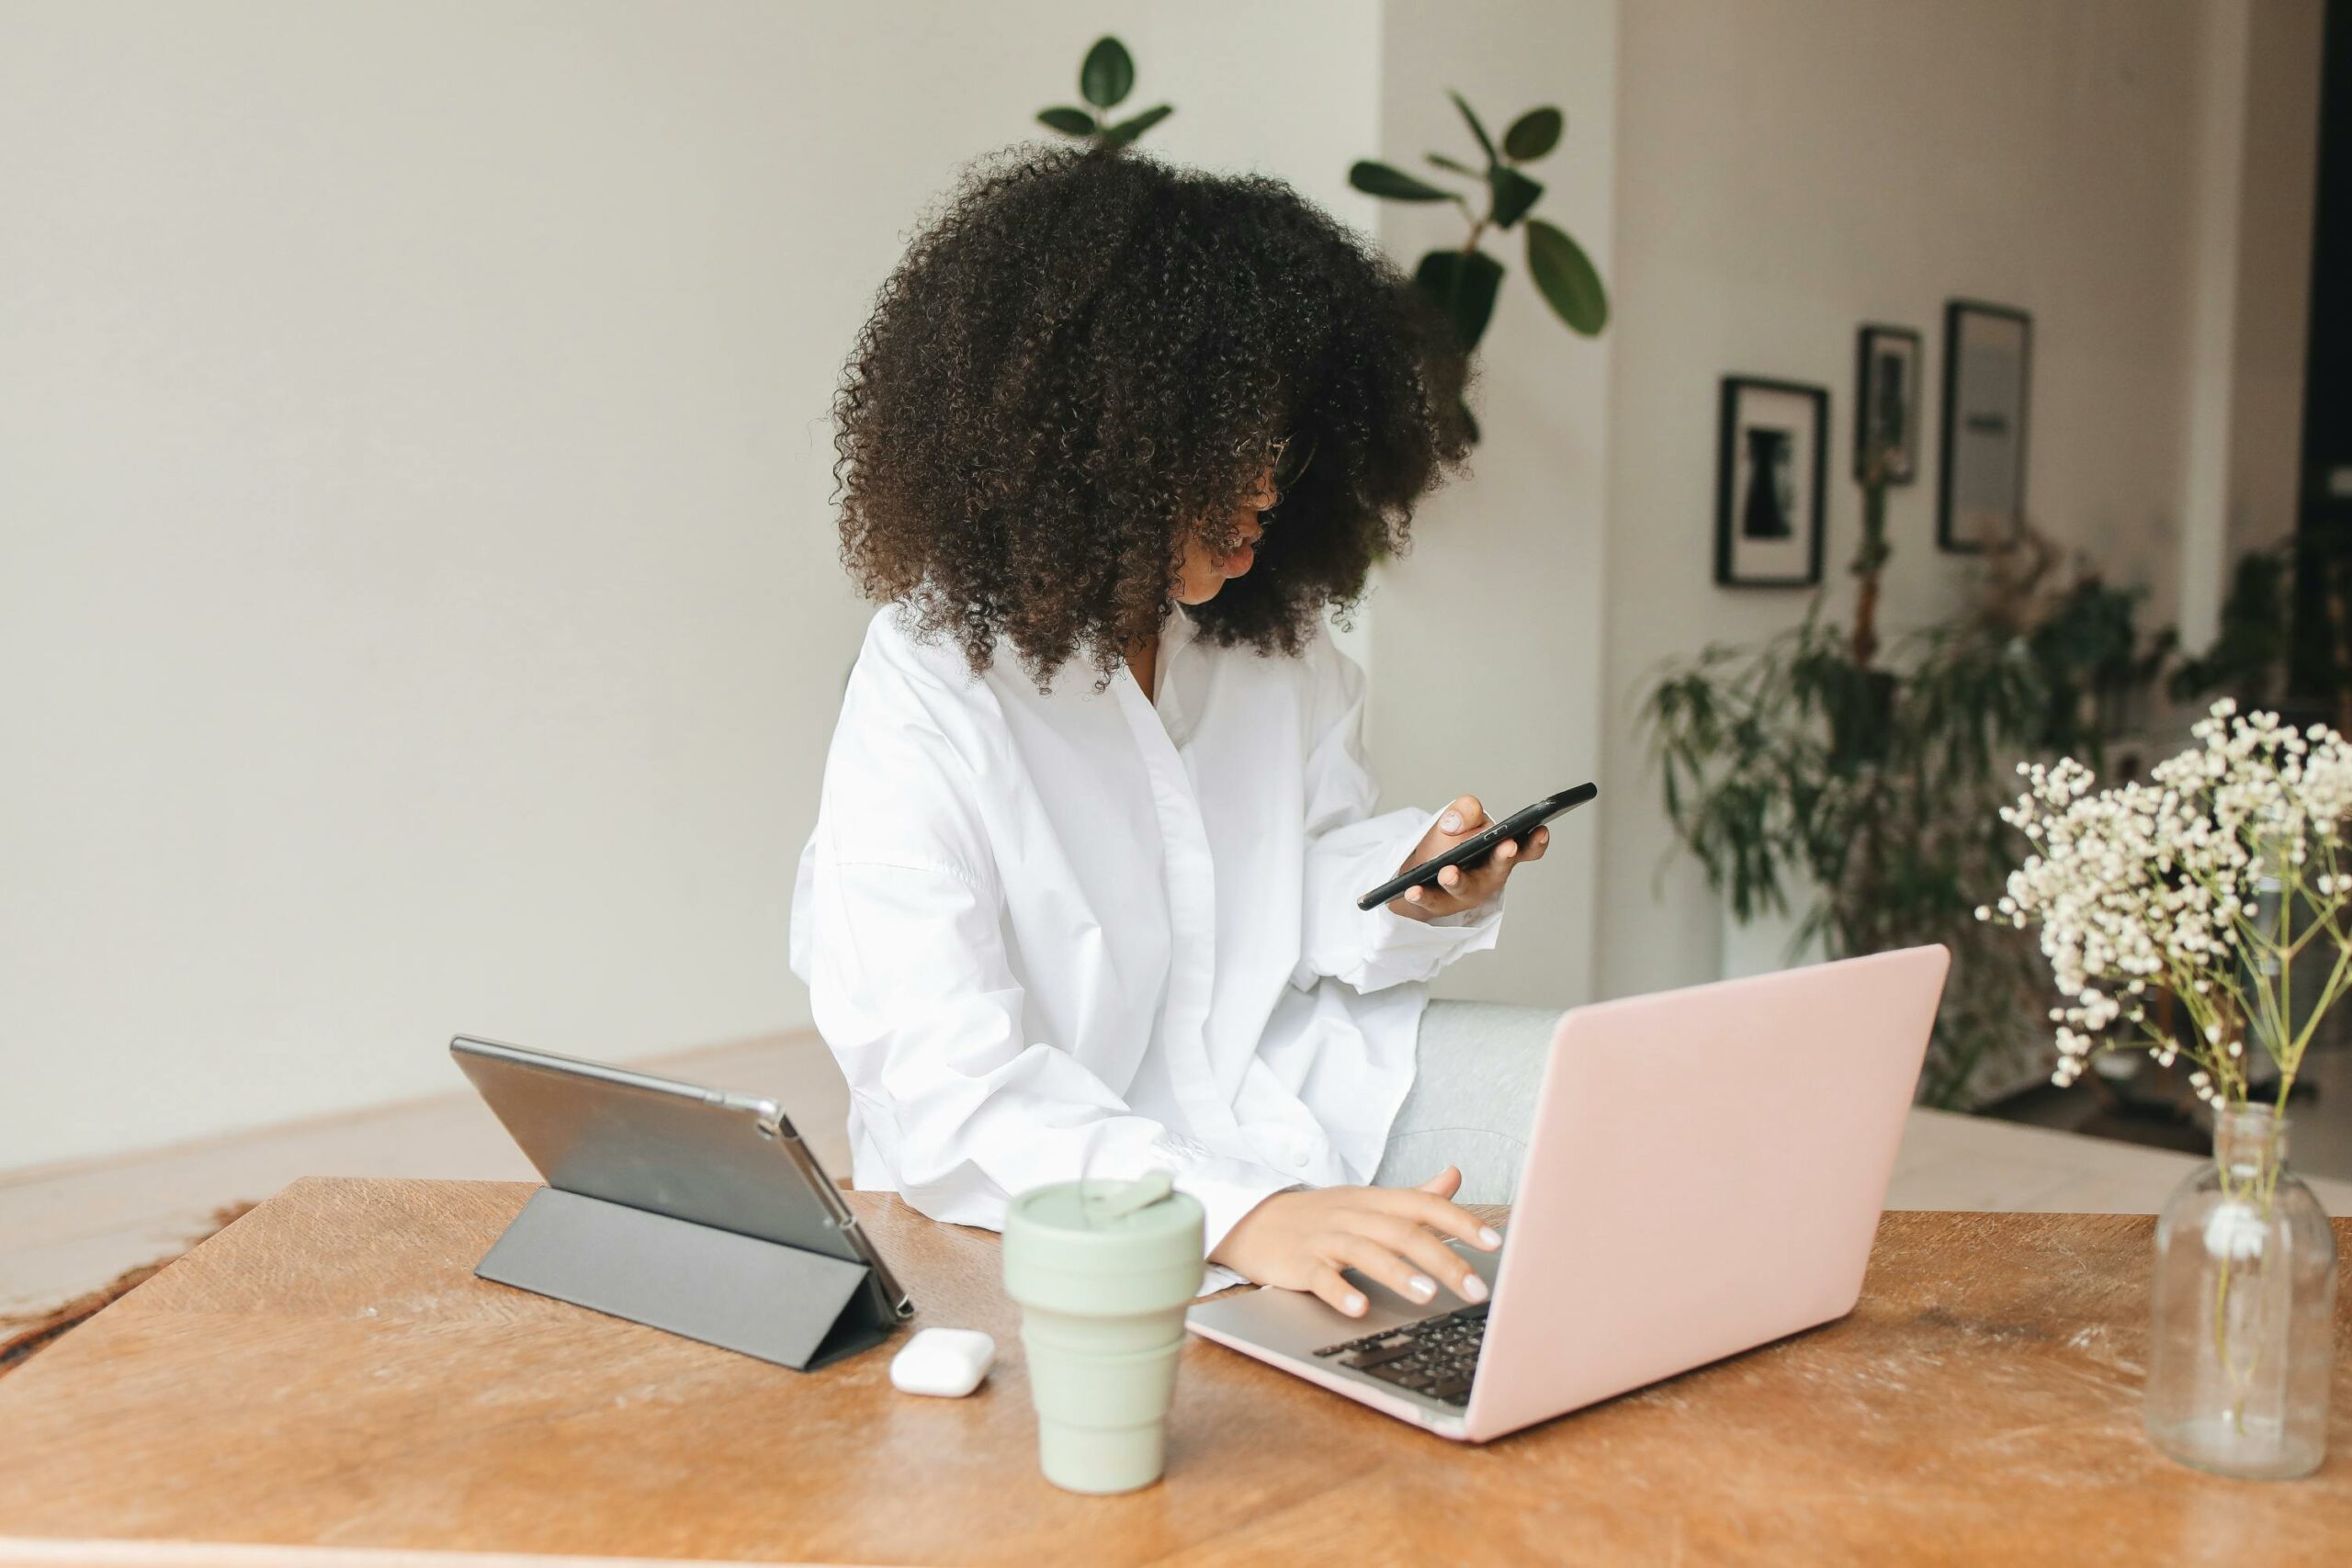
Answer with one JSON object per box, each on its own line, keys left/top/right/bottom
{"left": 1294, "top": 634, "right": 1505, "bottom": 994}
{"left": 792, "top": 650, "right": 1295, "bottom": 1268}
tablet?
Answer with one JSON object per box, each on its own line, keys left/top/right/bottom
{"left": 449, "top": 1035, "right": 913, "bottom": 1321}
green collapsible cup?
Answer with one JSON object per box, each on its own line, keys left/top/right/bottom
{"left": 1001, "top": 1172, "right": 1205, "bottom": 1494}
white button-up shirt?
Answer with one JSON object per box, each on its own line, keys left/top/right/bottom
{"left": 789, "top": 603, "right": 1504, "bottom": 1267}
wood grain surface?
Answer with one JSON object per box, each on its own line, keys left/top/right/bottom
{"left": 0, "top": 1178, "right": 2344, "bottom": 1567}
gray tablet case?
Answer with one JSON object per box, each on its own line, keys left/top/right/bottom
{"left": 452, "top": 1036, "right": 910, "bottom": 1371}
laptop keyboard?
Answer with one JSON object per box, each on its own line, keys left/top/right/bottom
{"left": 1311, "top": 1302, "right": 1487, "bottom": 1406}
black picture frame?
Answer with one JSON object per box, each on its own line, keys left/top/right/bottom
{"left": 1853, "top": 323, "right": 1922, "bottom": 485}
{"left": 1715, "top": 376, "right": 1828, "bottom": 589}
{"left": 1937, "top": 299, "right": 2032, "bottom": 554}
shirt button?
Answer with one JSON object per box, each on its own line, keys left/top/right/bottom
{"left": 1292, "top": 1150, "right": 1311, "bottom": 1169}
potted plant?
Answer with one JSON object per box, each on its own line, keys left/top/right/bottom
{"left": 1643, "top": 494, "right": 2166, "bottom": 1106}
{"left": 2172, "top": 527, "right": 2352, "bottom": 736}
{"left": 1987, "top": 703, "right": 2342, "bottom": 1478}
{"left": 1348, "top": 90, "right": 1607, "bottom": 442}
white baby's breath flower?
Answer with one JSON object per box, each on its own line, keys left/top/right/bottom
{"left": 1997, "top": 699, "right": 2352, "bottom": 1097}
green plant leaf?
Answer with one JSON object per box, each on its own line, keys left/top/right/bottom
{"left": 1037, "top": 106, "right": 1097, "bottom": 137}
{"left": 1102, "top": 104, "right": 1173, "bottom": 144}
{"left": 1080, "top": 37, "right": 1134, "bottom": 108}
{"left": 1448, "top": 90, "right": 1498, "bottom": 165}
{"left": 1414, "top": 247, "right": 1505, "bottom": 354}
{"left": 1426, "top": 152, "right": 1481, "bottom": 177}
{"left": 1502, "top": 107, "right": 1564, "bottom": 161}
{"left": 1350, "top": 161, "right": 1455, "bottom": 203}
{"left": 1524, "top": 218, "right": 1609, "bottom": 335}
{"left": 1488, "top": 166, "right": 1544, "bottom": 229}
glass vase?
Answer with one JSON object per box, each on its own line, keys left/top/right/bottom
{"left": 2143, "top": 1105, "right": 2338, "bottom": 1479}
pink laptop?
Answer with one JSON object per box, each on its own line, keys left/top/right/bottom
{"left": 1186, "top": 945, "right": 1951, "bottom": 1442}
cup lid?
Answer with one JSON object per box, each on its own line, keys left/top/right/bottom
{"left": 1004, "top": 1175, "right": 1204, "bottom": 1273}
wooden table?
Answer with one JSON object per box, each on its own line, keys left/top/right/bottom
{"left": 0, "top": 1179, "right": 2345, "bottom": 1567}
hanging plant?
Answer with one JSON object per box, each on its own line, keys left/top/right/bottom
{"left": 1349, "top": 92, "right": 1609, "bottom": 442}
{"left": 1036, "top": 38, "right": 1174, "bottom": 149}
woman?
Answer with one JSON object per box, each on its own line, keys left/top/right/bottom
{"left": 790, "top": 146, "right": 1555, "bottom": 1318}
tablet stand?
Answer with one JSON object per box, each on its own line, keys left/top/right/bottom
{"left": 476, "top": 1187, "right": 896, "bottom": 1371}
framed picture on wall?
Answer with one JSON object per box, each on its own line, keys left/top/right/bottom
{"left": 1715, "top": 376, "right": 1827, "bottom": 588}
{"left": 1938, "top": 299, "right": 2031, "bottom": 553}
{"left": 1853, "top": 324, "right": 1922, "bottom": 484}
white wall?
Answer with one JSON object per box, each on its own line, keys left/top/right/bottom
{"left": 1591, "top": 0, "right": 2289, "bottom": 1002}
{"left": 2177, "top": 0, "right": 2326, "bottom": 644}
{"left": 4, "top": 0, "right": 2317, "bottom": 1170}
{"left": 1366, "top": 0, "right": 1617, "bottom": 1009}
{"left": 0, "top": 1, "right": 1381, "bottom": 1171}
{"left": 2226, "top": 0, "right": 2326, "bottom": 570}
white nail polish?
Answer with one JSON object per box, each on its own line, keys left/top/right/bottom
{"left": 1344, "top": 1293, "right": 1367, "bottom": 1315}
{"left": 1440, "top": 811, "right": 1462, "bottom": 831}
{"left": 1460, "top": 1274, "right": 1490, "bottom": 1303}
{"left": 1408, "top": 1274, "right": 1436, "bottom": 1300}
{"left": 1478, "top": 1226, "right": 1503, "bottom": 1248}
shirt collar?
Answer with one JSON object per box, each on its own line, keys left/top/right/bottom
{"left": 1160, "top": 601, "right": 1199, "bottom": 660}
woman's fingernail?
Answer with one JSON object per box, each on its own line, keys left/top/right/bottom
{"left": 1344, "top": 1292, "right": 1367, "bottom": 1315}
{"left": 1408, "top": 1274, "right": 1436, "bottom": 1301}
{"left": 1460, "top": 1274, "right": 1490, "bottom": 1303}
{"left": 1440, "top": 810, "right": 1462, "bottom": 831}
{"left": 1478, "top": 1226, "right": 1503, "bottom": 1248}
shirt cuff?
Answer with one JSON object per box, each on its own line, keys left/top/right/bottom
{"left": 1353, "top": 807, "right": 1510, "bottom": 986}
{"left": 1167, "top": 1154, "right": 1304, "bottom": 1298}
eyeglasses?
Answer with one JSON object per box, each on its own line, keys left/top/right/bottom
{"left": 1254, "top": 430, "right": 1319, "bottom": 499}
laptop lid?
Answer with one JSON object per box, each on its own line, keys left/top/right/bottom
{"left": 1462, "top": 944, "right": 1950, "bottom": 1442}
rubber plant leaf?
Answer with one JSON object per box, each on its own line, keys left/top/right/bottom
{"left": 1449, "top": 90, "right": 1498, "bottom": 165}
{"left": 1502, "top": 107, "right": 1564, "bottom": 161}
{"left": 1415, "top": 247, "right": 1506, "bottom": 353}
{"left": 1525, "top": 218, "right": 1609, "bottom": 335}
{"left": 1080, "top": 38, "right": 1134, "bottom": 109}
{"left": 1351, "top": 161, "right": 1454, "bottom": 203}
{"left": 1488, "top": 166, "right": 1544, "bottom": 229}
{"left": 1102, "top": 105, "right": 1173, "bottom": 144}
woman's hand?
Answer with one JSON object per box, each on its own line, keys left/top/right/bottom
{"left": 1207, "top": 1167, "right": 1502, "bottom": 1317}
{"left": 1389, "top": 794, "right": 1548, "bottom": 921}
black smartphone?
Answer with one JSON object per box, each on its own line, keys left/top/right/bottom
{"left": 1355, "top": 783, "right": 1597, "bottom": 911}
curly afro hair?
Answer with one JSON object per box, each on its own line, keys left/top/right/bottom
{"left": 831, "top": 143, "right": 1472, "bottom": 686}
